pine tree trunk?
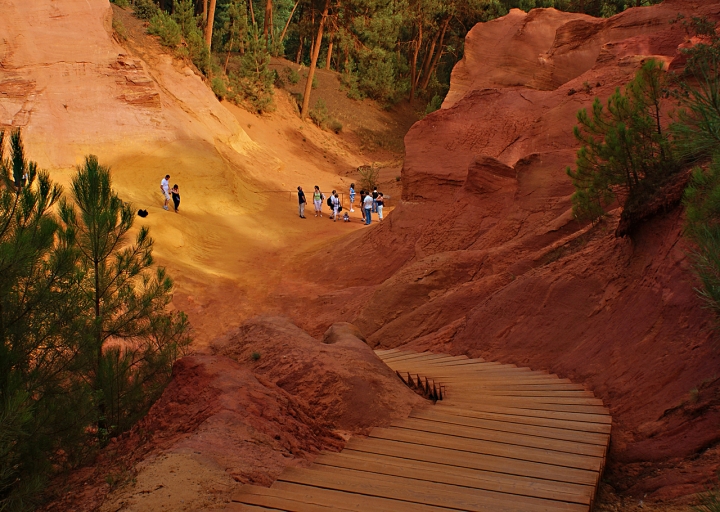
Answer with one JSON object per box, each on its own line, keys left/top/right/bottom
{"left": 420, "top": 18, "right": 449, "bottom": 91}
{"left": 263, "top": 0, "right": 272, "bottom": 46}
{"left": 249, "top": 0, "right": 256, "bottom": 28}
{"left": 410, "top": 23, "right": 422, "bottom": 101}
{"left": 202, "top": 0, "right": 208, "bottom": 22}
{"left": 301, "top": 0, "right": 330, "bottom": 119}
{"left": 279, "top": 0, "right": 300, "bottom": 45}
{"left": 418, "top": 30, "right": 440, "bottom": 89}
{"left": 205, "top": 0, "right": 217, "bottom": 49}
{"left": 326, "top": 39, "right": 334, "bottom": 70}
{"left": 296, "top": 36, "right": 304, "bottom": 63}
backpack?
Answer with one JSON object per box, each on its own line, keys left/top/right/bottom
{"left": 327, "top": 197, "right": 333, "bottom": 208}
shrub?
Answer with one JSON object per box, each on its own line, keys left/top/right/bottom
{"left": 285, "top": 67, "right": 300, "bottom": 85}
{"left": 112, "top": 17, "right": 128, "bottom": 41}
{"left": 425, "top": 94, "right": 443, "bottom": 115}
{"left": 111, "top": 0, "right": 130, "bottom": 7}
{"left": 148, "top": 12, "right": 181, "bottom": 47}
{"left": 211, "top": 77, "right": 228, "bottom": 100}
{"left": 133, "top": 0, "right": 158, "bottom": 20}
{"left": 566, "top": 59, "right": 676, "bottom": 223}
{"left": 328, "top": 118, "right": 343, "bottom": 134}
{"left": 358, "top": 164, "right": 380, "bottom": 191}
{"left": 309, "top": 98, "right": 329, "bottom": 128}
{"left": 251, "top": 352, "right": 261, "bottom": 361}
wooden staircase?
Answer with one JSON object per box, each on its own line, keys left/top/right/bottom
{"left": 229, "top": 349, "right": 611, "bottom": 511}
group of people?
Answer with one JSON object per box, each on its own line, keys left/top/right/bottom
{"left": 160, "top": 174, "right": 181, "bottom": 213}
{"left": 297, "top": 183, "right": 385, "bottom": 225}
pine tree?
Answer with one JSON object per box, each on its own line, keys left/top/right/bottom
{"left": 59, "top": 156, "right": 190, "bottom": 437}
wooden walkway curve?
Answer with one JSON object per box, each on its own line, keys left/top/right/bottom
{"left": 230, "top": 350, "right": 611, "bottom": 511}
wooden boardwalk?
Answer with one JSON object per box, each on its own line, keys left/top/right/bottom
{"left": 230, "top": 350, "right": 611, "bottom": 511}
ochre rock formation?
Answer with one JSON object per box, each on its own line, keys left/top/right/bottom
{"left": 296, "top": 0, "right": 720, "bottom": 502}
{"left": 214, "top": 316, "right": 426, "bottom": 434}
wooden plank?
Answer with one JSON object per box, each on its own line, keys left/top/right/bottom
{"left": 277, "top": 467, "right": 586, "bottom": 512}
{"left": 448, "top": 397, "right": 606, "bottom": 411}
{"left": 433, "top": 405, "right": 612, "bottom": 434}
{"left": 272, "top": 481, "right": 460, "bottom": 512}
{"left": 233, "top": 485, "right": 345, "bottom": 511}
{"left": 410, "top": 409, "right": 608, "bottom": 446}
{"left": 369, "top": 427, "right": 603, "bottom": 471}
{"left": 379, "top": 352, "right": 435, "bottom": 362}
{"left": 436, "top": 402, "right": 612, "bottom": 425}
{"left": 392, "top": 418, "right": 606, "bottom": 457}
{"left": 314, "top": 451, "right": 593, "bottom": 505}
{"left": 225, "top": 502, "right": 281, "bottom": 512}
{"left": 344, "top": 437, "right": 599, "bottom": 486}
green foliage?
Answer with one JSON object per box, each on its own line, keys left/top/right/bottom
{"left": 309, "top": 98, "right": 329, "bottom": 127}
{"left": 111, "top": 0, "right": 130, "bottom": 8}
{"left": 251, "top": 351, "right": 261, "bottom": 361}
{"left": 566, "top": 59, "right": 675, "bottom": 222}
{"left": 112, "top": 17, "right": 128, "bottom": 41}
{"left": 425, "top": 94, "right": 443, "bottom": 114}
{"left": 133, "top": 0, "right": 159, "bottom": 20}
{"left": 328, "top": 118, "right": 343, "bottom": 134}
{"left": 172, "top": 0, "right": 212, "bottom": 74}
{"left": 230, "top": 29, "right": 276, "bottom": 113}
{"left": 285, "top": 66, "right": 300, "bottom": 85}
{"left": 672, "top": 19, "right": 720, "bottom": 162}
{"left": 148, "top": 11, "right": 181, "bottom": 47}
{"left": 694, "top": 483, "right": 720, "bottom": 512}
{"left": 59, "top": 156, "right": 191, "bottom": 437}
{"left": 212, "top": 76, "right": 228, "bottom": 100}
{"left": 358, "top": 164, "right": 380, "bottom": 191}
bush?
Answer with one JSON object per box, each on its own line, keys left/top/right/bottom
{"left": 285, "top": 67, "right": 300, "bottom": 85}
{"left": 425, "top": 94, "right": 443, "bottom": 114}
{"left": 229, "top": 28, "right": 275, "bottom": 113}
{"left": 566, "top": 59, "right": 676, "bottom": 223}
{"left": 358, "top": 164, "right": 380, "bottom": 191}
{"left": 211, "top": 77, "right": 228, "bottom": 100}
{"left": 112, "top": 17, "right": 128, "bottom": 41}
{"left": 309, "top": 98, "right": 329, "bottom": 128}
{"left": 133, "top": 0, "right": 159, "bottom": 20}
{"left": 148, "top": 11, "right": 181, "bottom": 47}
{"left": 111, "top": 0, "right": 130, "bottom": 7}
{"left": 328, "top": 118, "right": 343, "bottom": 134}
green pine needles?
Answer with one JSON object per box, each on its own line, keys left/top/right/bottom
{"left": 0, "top": 132, "right": 190, "bottom": 511}
{"left": 566, "top": 59, "right": 676, "bottom": 223}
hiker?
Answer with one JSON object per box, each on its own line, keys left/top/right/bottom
{"left": 160, "top": 174, "right": 170, "bottom": 211}
{"left": 359, "top": 190, "right": 367, "bottom": 222}
{"left": 372, "top": 187, "right": 379, "bottom": 213}
{"left": 171, "top": 184, "right": 180, "bottom": 213}
{"left": 331, "top": 190, "right": 340, "bottom": 221}
{"left": 377, "top": 192, "right": 384, "bottom": 221}
{"left": 349, "top": 183, "right": 356, "bottom": 212}
{"left": 313, "top": 185, "right": 324, "bottom": 217}
{"left": 363, "top": 191, "right": 373, "bottom": 225}
{"left": 297, "top": 186, "right": 307, "bottom": 218}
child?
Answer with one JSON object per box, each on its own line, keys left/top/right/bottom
{"left": 171, "top": 184, "right": 180, "bottom": 213}
{"left": 343, "top": 211, "right": 350, "bottom": 222}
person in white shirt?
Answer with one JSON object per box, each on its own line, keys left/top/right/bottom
{"left": 363, "top": 193, "right": 373, "bottom": 225}
{"left": 160, "top": 175, "right": 170, "bottom": 211}
{"left": 331, "top": 190, "right": 340, "bottom": 221}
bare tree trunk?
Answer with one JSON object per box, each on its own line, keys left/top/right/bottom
{"left": 295, "top": 36, "right": 304, "bottom": 63}
{"left": 202, "top": 0, "right": 208, "bottom": 22}
{"left": 204, "top": 0, "right": 217, "bottom": 49}
{"left": 301, "top": 0, "right": 330, "bottom": 119}
{"left": 420, "top": 18, "right": 449, "bottom": 91}
{"left": 325, "top": 39, "right": 334, "bottom": 70}
{"left": 409, "top": 23, "right": 422, "bottom": 101}
{"left": 263, "top": 0, "right": 272, "bottom": 46}
{"left": 249, "top": 0, "right": 256, "bottom": 28}
{"left": 418, "top": 29, "right": 440, "bottom": 90}
{"left": 279, "top": 0, "right": 300, "bottom": 45}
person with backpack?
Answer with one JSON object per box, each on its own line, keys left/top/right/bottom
{"left": 313, "top": 185, "right": 324, "bottom": 217}
{"left": 349, "top": 183, "right": 356, "bottom": 212}
{"left": 363, "top": 191, "right": 373, "bottom": 225}
{"left": 376, "top": 192, "right": 384, "bottom": 221}
{"left": 297, "top": 186, "right": 307, "bottom": 218}
{"left": 331, "top": 191, "right": 340, "bottom": 221}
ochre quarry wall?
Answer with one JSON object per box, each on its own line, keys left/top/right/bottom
{"left": 297, "top": 0, "right": 720, "bottom": 501}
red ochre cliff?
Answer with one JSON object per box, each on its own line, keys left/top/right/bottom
{"left": 292, "top": 0, "right": 720, "bottom": 503}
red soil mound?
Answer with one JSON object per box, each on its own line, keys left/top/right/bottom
{"left": 288, "top": 0, "right": 720, "bottom": 504}
{"left": 213, "top": 316, "right": 426, "bottom": 434}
